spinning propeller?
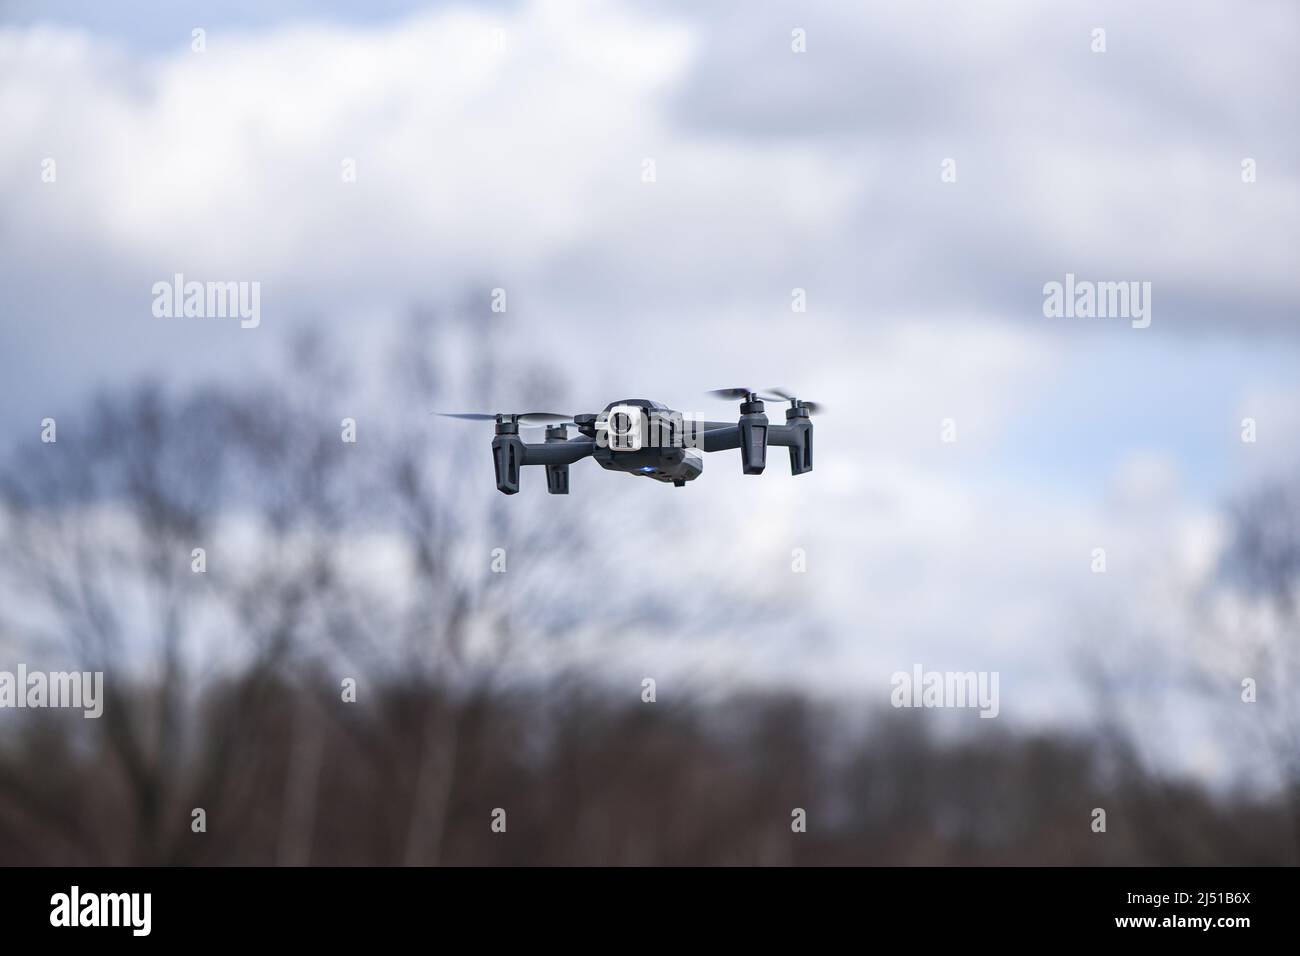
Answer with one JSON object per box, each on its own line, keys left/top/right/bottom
{"left": 707, "top": 388, "right": 824, "bottom": 414}
{"left": 437, "top": 411, "right": 575, "bottom": 426}
{"left": 764, "top": 388, "right": 825, "bottom": 415}
{"left": 707, "top": 387, "right": 766, "bottom": 401}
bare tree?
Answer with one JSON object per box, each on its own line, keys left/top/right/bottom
{"left": 0, "top": 309, "right": 724, "bottom": 864}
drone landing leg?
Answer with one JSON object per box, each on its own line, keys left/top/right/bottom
{"left": 492, "top": 436, "right": 523, "bottom": 494}
{"left": 546, "top": 464, "right": 570, "bottom": 495}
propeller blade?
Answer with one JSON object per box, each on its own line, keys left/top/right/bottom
{"left": 521, "top": 420, "right": 578, "bottom": 430}
{"left": 708, "top": 387, "right": 759, "bottom": 400}
{"left": 436, "top": 411, "right": 574, "bottom": 424}
{"left": 763, "top": 389, "right": 825, "bottom": 414}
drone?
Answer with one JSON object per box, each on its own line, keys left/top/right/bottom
{"left": 438, "top": 389, "right": 820, "bottom": 494}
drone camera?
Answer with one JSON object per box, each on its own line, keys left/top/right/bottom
{"left": 598, "top": 404, "right": 644, "bottom": 451}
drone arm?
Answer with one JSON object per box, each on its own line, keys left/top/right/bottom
{"left": 492, "top": 436, "right": 594, "bottom": 495}
{"left": 767, "top": 422, "right": 813, "bottom": 475}
{"left": 766, "top": 424, "right": 801, "bottom": 446}
{"left": 520, "top": 439, "right": 595, "bottom": 466}
{"left": 701, "top": 425, "right": 741, "bottom": 452}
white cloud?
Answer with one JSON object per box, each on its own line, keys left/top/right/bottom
{"left": 1, "top": 0, "right": 1298, "bottom": 784}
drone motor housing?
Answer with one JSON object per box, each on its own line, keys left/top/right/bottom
{"left": 737, "top": 397, "right": 769, "bottom": 475}
{"left": 491, "top": 418, "right": 524, "bottom": 494}
{"left": 785, "top": 404, "right": 813, "bottom": 475}
{"left": 544, "top": 424, "right": 571, "bottom": 495}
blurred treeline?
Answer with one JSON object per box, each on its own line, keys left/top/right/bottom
{"left": 0, "top": 317, "right": 1297, "bottom": 865}
{"left": 2, "top": 679, "right": 1292, "bottom": 865}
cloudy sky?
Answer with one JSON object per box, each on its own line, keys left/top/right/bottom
{"left": 2, "top": 1, "right": 1297, "bottom": 775}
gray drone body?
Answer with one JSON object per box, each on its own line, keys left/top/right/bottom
{"left": 440, "top": 390, "right": 816, "bottom": 495}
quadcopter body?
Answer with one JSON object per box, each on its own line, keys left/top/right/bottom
{"left": 440, "top": 390, "right": 818, "bottom": 495}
